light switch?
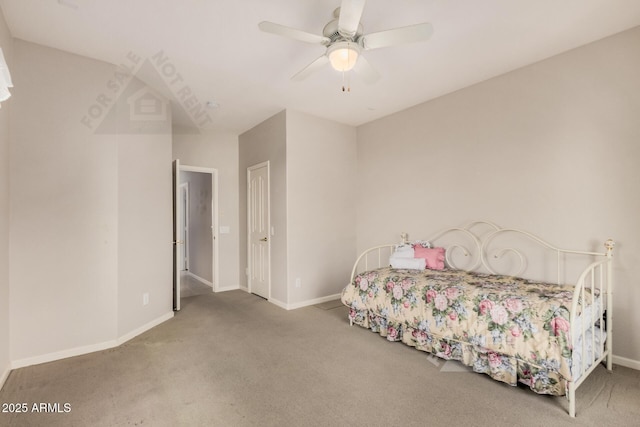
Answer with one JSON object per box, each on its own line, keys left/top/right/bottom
{"left": 220, "top": 226, "right": 230, "bottom": 234}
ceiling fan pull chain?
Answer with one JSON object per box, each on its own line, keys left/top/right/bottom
{"left": 341, "top": 69, "right": 352, "bottom": 92}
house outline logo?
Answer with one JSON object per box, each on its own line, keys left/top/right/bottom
{"left": 127, "top": 87, "right": 168, "bottom": 121}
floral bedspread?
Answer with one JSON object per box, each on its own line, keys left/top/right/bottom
{"left": 341, "top": 267, "right": 595, "bottom": 395}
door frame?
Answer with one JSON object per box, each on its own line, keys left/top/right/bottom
{"left": 247, "top": 161, "right": 271, "bottom": 299}
{"left": 172, "top": 159, "right": 182, "bottom": 311}
{"left": 179, "top": 182, "right": 189, "bottom": 271}
{"left": 175, "top": 163, "right": 220, "bottom": 292}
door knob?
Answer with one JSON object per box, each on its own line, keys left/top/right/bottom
{"left": 260, "top": 237, "right": 268, "bottom": 242}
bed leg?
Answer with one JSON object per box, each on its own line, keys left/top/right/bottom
{"left": 568, "top": 382, "right": 576, "bottom": 418}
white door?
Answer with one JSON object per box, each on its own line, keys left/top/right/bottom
{"left": 248, "top": 162, "right": 270, "bottom": 299}
{"left": 172, "top": 159, "right": 182, "bottom": 311}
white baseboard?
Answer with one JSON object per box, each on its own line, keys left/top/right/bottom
{"left": 186, "top": 272, "right": 239, "bottom": 292}
{"left": 11, "top": 311, "right": 174, "bottom": 370}
{"left": 268, "top": 293, "right": 342, "bottom": 311}
{"left": 269, "top": 298, "right": 288, "bottom": 310}
{"left": 0, "top": 363, "right": 10, "bottom": 391}
{"left": 117, "top": 311, "right": 174, "bottom": 345}
{"left": 287, "top": 293, "right": 342, "bottom": 310}
{"left": 613, "top": 354, "right": 640, "bottom": 371}
{"left": 215, "top": 285, "right": 240, "bottom": 292}
{"left": 187, "top": 272, "right": 213, "bottom": 287}
{"left": 11, "top": 339, "right": 117, "bottom": 370}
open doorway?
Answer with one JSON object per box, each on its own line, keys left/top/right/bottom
{"left": 173, "top": 162, "right": 219, "bottom": 308}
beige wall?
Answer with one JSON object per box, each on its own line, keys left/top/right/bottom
{"left": 172, "top": 129, "right": 240, "bottom": 289}
{"left": 238, "top": 111, "right": 287, "bottom": 303}
{"left": 286, "top": 110, "right": 357, "bottom": 304}
{"left": 238, "top": 110, "right": 357, "bottom": 307}
{"left": 9, "top": 40, "right": 173, "bottom": 363}
{"left": 0, "top": 7, "right": 12, "bottom": 384}
{"left": 10, "top": 40, "right": 118, "bottom": 361}
{"left": 117, "top": 132, "right": 172, "bottom": 337}
{"left": 356, "top": 27, "right": 640, "bottom": 366}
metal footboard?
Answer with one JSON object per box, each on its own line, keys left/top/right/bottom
{"left": 567, "top": 239, "right": 614, "bottom": 417}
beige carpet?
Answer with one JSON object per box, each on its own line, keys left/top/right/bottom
{"left": 313, "top": 298, "right": 344, "bottom": 310}
{"left": 180, "top": 272, "right": 213, "bottom": 298}
{"left": 1, "top": 290, "right": 638, "bottom": 426}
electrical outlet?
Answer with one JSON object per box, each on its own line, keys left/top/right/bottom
{"left": 143, "top": 293, "right": 149, "bottom": 306}
{"left": 295, "top": 278, "right": 301, "bottom": 288}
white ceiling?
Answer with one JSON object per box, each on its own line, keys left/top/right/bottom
{"left": 2, "top": 0, "right": 640, "bottom": 134}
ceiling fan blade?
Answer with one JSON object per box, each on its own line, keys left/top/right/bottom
{"left": 361, "top": 23, "right": 433, "bottom": 50}
{"left": 353, "top": 55, "right": 379, "bottom": 84}
{"left": 291, "top": 55, "right": 329, "bottom": 81}
{"left": 259, "top": 21, "right": 330, "bottom": 45}
{"left": 338, "top": 0, "right": 366, "bottom": 37}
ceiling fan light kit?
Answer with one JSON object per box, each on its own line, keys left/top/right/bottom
{"left": 328, "top": 42, "right": 360, "bottom": 72}
{"left": 258, "top": 0, "right": 433, "bottom": 87}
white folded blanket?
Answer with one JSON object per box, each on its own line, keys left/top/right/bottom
{"left": 392, "top": 244, "right": 415, "bottom": 258}
{"left": 390, "top": 257, "right": 426, "bottom": 270}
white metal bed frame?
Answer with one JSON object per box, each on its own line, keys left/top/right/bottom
{"left": 348, "top": 221, "right": 614, "bottom": 417}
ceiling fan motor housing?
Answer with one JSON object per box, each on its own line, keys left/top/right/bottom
{"left": 323, "top": 17, "right": 364, "bottom": 44}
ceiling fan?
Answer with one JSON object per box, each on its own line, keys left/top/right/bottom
{"left": 258, "top": 0, "right": 433, "bottom": 84}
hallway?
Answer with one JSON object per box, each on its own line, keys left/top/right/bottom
{"left": 179, "top": 272, "right": 212, "bottom": 299}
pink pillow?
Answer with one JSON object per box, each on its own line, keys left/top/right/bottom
{"left": 413, "top": 246, "right": 446, "bottom": 270}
